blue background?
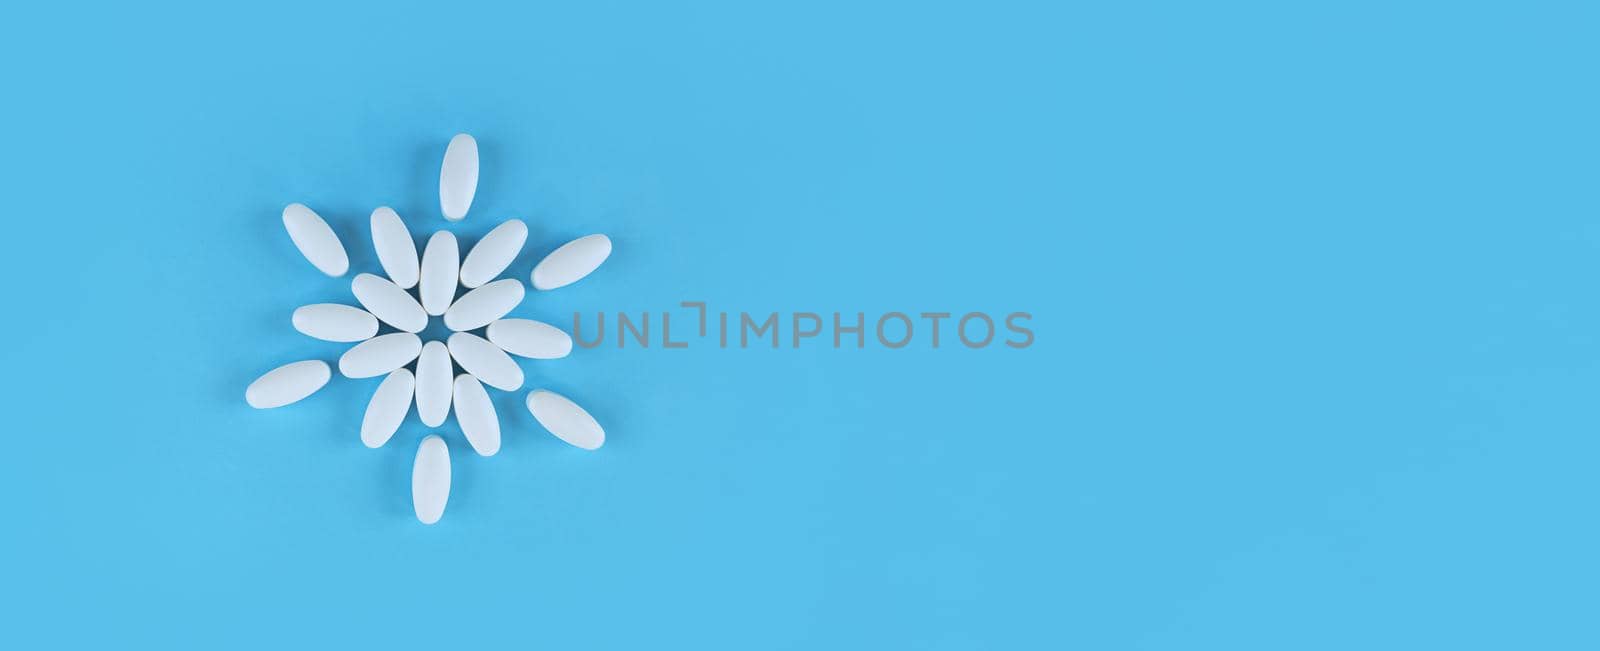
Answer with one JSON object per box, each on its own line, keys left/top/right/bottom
{"left": 2, "top": 1, "right": 1596, "bottom": 648}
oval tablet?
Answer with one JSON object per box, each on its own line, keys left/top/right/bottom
{"left": 443, "top": 279, "right": 524, "bottom": 332}
{"left": 420, "top": 231, "right": 460, "bottom": 316}
{"left": 415, "top": 341, "right": 453, "bottom": 427}
{"left": 459, "top": 219, "right": 527, "bottom": 288}
{"left": 246, "top": 360, "right": 331, "bottom": 409}
{"left": 439, "top": 134, "right": 478, "bottom": 222}
{"left": 412, "top": 435, "right": 451, "bottom": 525}
{"left": 282, "top": 203, "right": 349, "bottom": 277}
{"left": 371, "top": 206, "right": 420, "bottom": 289}
{"left": 526, "top": 389, "right": 605, "bottom": 450}
{"left": 486, "top": 319, "right": 572, "bottom": 359}
{"left": 532, "top": 234, "right": 611, "bottom": 290}
{"left": 339, "top": 332, "right": 422, "bottom": 378}
{"left": 292, "top": 304, "right": 378, "bottom": 343}
{"left": 446, "top": 332, "right": 523, "bottom": 391}
{"left": 361, "top": 369, "right": 414, "bottom": 448}
{"left": 453, "top": 374, "right": 501, "bottom": 456}
{"left": 351, "top": 273, "right": 427, "bottom": 333}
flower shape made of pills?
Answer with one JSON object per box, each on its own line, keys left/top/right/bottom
{"left": 246, "top": 133, "right": 613, "bottom": 524}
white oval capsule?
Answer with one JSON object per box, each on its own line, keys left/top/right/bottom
{"left": 459, "top": 219, "right": 527, "bottom": 288}
{"left": 443, "top": 279, "right": 524, "bottom": 332}
{"left": 415, "top": 341, "right": 453, "bottom": 427}
{"left": 532, "top": 234, "right": 611, "bottom": 290}
{"left": 351, "top": 273, "right": 427, "bottom": 333}
{"left": 446, "top": 332, "right": 523, "bottom": 391}
{"left": 246, "top": 360, "right": 331, "bottom": 409}
{"left": 420, "top": 231, "right": 460, "bottom": 316}
{"left": 412, "top": 435, "right": 451, "bottom": 525}
{"left": 361, "top": 369, "right": 414, "bottom": 448}
{"left": 439, "top": 134, "right": 478, "bottom": 222}
{"left": 452, "top": 374, "right": 501, "bottom": 456}
{"left": 282, "top": 203, "right": 349, "bottom": 277}
{"left": 371, "top": 206, "right": 419, "bottom": 289}
{"left": 339, "top": 332, "right": 422, "bottom": 378}
{"left": 526, "top": 389, "right": 605, "bottom": 450}
{"left": 486, "top": 319, "right": 572, "bottom": 359}
{"left": 292, "top": 304, "right": 378, "bottom": 343}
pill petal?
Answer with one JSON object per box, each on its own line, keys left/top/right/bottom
{"left": 350, "top": 273, "right": 427, "bottom": 333}
{"left": 292, "top": 304, "right": 378, "bottom": 343}
{"left": 420, "top": 231, "right": 460, "bottom": 316}
{"left": 371, "top": 206, "right": 420, "bottom": 289}
{"left": 339, "top": 333, "right": 423, "bottom": 378}
{"left": 439, "top": 134, "right": 478, "bottom": 222}
{"left": 412, "top": 435, "right": 451, "bottom": 525}
{"left": 282, "top": 203, "right": 349, "bottom": 277}
{"left": 453, "top": 374, "right": 501, "bottom": 456}
{"left": 459, "top": 219, "right": 527, "bottom": 288}
{"left": 526, "top": 389, "right": 605, "bottom": 450}
{"left": 486, "top": 319, "right": 572, "bottom": 359}
{"left": 443, "top": 279, "right": 524, "bottom": 332}
{"left": 361, "top": 369, "right": 414, "bottom": 448}
{"left": 246, "top": 360, "right": 331, "bottom": 409}
{"left": 415, "top": 341, "right": 453, "bottom": 427}
{"left": 532, "top": 234, "right": 611, "bottom": 290}
{"left": 446, "top": 332, "right": 523, "bottom": 391}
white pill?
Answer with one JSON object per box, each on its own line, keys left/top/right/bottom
{"left": 420, "top": 231, "right": 460, "bottom": 316}
{"left": 532, "top": 234, "right": 611, "bottom": 290}
{"left": 446, "top": 332, "right": 523, "bottom": 391}
{"left": 453, "top": 374, "right": 501, "bottom": 456}
{"left": 292, "top": 304, "right": 378, "bottom": 343}
{"left": 371, "top": 206, "right": 420, "bottom": 289}
{"left": 412, "top": 435, "right": 451, "bottom": 525}
{"left": 361, "top": 369, "right": 414, "bottom": 449}
{"left": 526, "top": 389, "right": 605, "bottom": 450}
{"left": 459, "top": 219, "right": 527, "bottom": 288}
{"left": 439, "top": 134, "right": 478, "bottom": 222}
{"left": 282, "top": 203, "right": 349, "bottom": 277}
{"left": 246, "top": 360, "right": 331, "bottom": 409}
{"left": 339, "top": 332, "right": 422, "bottom": 378}
{"left": 350, "top": 273, "right": 427, "bottom": 333}
{"left": 486, "top": 319, "right": 572, "bottom": 359}
{"left": 443, "top": 279, "right": 524, "bottom": 332}
{"left": 415, "top": 341, "right": 453, "bottom": 427}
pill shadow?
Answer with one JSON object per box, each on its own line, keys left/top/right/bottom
{"left": 406, "top": 140, "right": 444, "bottom": 229}
{"left": 377, "top": 430, "right": 416, "bottom": 519}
